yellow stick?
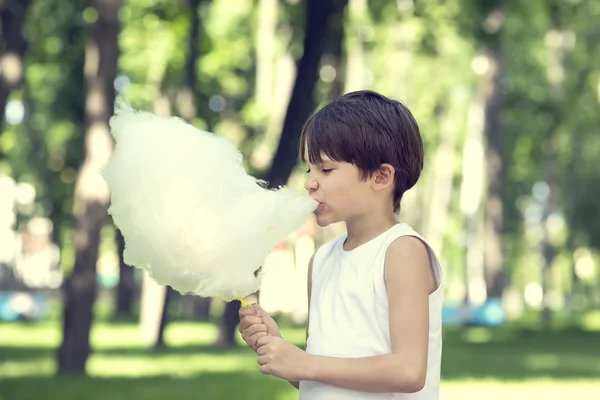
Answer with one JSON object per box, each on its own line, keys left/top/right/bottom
{"left": 239, "top": 298, "right": 247, "bottom": 307}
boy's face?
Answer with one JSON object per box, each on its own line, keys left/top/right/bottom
{"left": 303, "top": 151, "right": 374, "bottom": 227}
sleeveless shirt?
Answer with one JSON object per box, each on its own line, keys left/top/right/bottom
{"left": 299, "top": 223, "right": 444, "bottom": 399}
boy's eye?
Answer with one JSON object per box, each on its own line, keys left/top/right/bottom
{"left": 306, "top": 167, "right": 333, "bottom": 174}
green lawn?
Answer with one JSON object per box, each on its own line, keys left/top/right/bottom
{"left": 1, "top": 315, "right": 599, "bottom": 399}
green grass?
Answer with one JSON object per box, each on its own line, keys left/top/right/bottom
{"left": 1, "top": 316, "right": 599, "bottom": 399}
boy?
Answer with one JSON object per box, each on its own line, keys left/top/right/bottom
{"left": 239, "top": 90, "right": 443, "bottom": 399}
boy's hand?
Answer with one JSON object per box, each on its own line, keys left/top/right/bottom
{"left": 239, "top": 311, "right": 267, "bottom": 351}
{"left": 239, "top": 303, "right": 280, "bottom": 351}
{"left": 256, "top": 335, "right": 311, "bottom": 382}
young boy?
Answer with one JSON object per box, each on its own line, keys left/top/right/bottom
{"left": 239, "top": 90, "right": 443, "bottom": 399}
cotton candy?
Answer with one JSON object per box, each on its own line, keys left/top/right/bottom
{"left": 101, "top": 99, "right": 317, "bottom": 301}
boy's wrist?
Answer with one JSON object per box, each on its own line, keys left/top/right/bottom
{"left": 301, "top": 352, "right": 319, "bottom": 381}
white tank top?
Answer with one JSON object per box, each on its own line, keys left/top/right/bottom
{"left": 299, "top": 223, "right": 444, "bottom": 400}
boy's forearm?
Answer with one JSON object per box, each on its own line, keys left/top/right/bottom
{"left": 303, "top": 353, "right": 425, "bottom": 394}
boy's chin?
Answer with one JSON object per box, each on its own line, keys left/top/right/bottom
{"left": 314, "top": 214, "right": 335, "bottom": 227}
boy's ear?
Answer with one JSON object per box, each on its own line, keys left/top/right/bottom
{"left": 372, "top": 163, "right": 395, "bottom": 191}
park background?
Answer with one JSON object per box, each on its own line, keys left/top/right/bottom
{"left": 1, "top": 0, "right": 600, "bottom": 399}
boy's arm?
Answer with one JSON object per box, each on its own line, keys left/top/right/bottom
{"left": 258, "top": 237, "right": 434, "bottom": 394}
{"left": 288, "top": 254, "right": 313, "bottom": 390}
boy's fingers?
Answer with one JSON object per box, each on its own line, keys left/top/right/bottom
{"left": 249, "top": 331, "right": 268, "bottom": 349}
{"left": 239, "top": 315, "right": 262, "bottom": 330}
{"left": 257, "top": 355, "right": 267, "bottom": 365}
{"left": 239, "top": 306, "right": 259, "bottom": 318}
{"left": 251, "top": 303, "right": 266, "bottom": 315}
{"left": 255, "top": 338, "right": 269, "bottom": 355}
{"left": 248, "top": 324, "right": 267, "bottom": 335}
{"left": 242, "top": 324, "right": 267, "bottom": 340}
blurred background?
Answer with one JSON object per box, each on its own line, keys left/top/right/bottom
{"left": 1, "top": 0, "right": 599, "bottom": 399}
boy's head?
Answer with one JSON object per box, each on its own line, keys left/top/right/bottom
{"left": 300, "top": 90, "right": 423, "bottom": 215}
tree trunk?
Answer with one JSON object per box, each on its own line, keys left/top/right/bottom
{"left": 58, "top": 0, "right": 121, "bottom": 374}
{"left": 460, "top": 88, "right": 487, "bottom": 306}
{"left": 482, "top": 44, "right": 505, "bottom": 299}
{"left": 478, "top": 4, "right": 506, "bottom": 299}
{"left": 216, "top": 0, "right": 349, "bottom": 347}
{"left": 0, "top": 0, "right": 31, "bottom": 152}
{"left": 540, "top": 201, "right": 554, "bottom": 329}
{"left": 138, "top": 272, "right": 168, "bottom": 346}
{"left": 263, "top": 0, "right": 349, "bottom": 188}
{"left": 154, "top": 286, "right": 175, "bottom": 349}
{"left": 115, "top": 229, "right": 135, "bottom": 318}
{"left": 541, "top": 4, "right": 570, "bottom": 328}
{"left": 176, "top": 0, "right": 204, "bottom": 121}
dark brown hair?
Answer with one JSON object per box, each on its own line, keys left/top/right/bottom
{"left": 299, "top": 90, "right": 424, "bottom": 213}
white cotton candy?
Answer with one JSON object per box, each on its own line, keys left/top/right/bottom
{"left": 101, "top": 99, "right": 317, "bottom": 301}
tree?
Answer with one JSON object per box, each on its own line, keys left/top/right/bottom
{"left": 176, "top": 0, "right": 205, "bottom": 121}
{"left": 263, "top": 0, "right": 349, "bottom": 188}
{"left": 58, "top": 0, "right": 121, "bottom": 373}
{"left": 324, "top": 0, "right": 346, "bottom": 101}
{"left": 215, "top": 0, "right": 349, "bottom": 347}
{"left": 115, "top": 229, "right": 135, "bottom": 317}
{"left": 471, "top": 0, "right": 507, "bottom": 299}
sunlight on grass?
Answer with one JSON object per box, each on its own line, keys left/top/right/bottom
{"left": 0, "top": 358, "right": 56, "bottom": 377}
{"left": 461, "top": 327, "right": 495, "bottom": 343}
{"left": 0, "top": 321, "right": 62, "bottom": 347}
{"left": 523, "top": 353, "right": 600, "bottom": 377}
{"left": 581, "top": 310, "right": 600, "bottom": 331}
{"left": 88, "top": 353, "right": 258, "bottom": 377}
{"left": 92, "top": 321, "right": 220, "bottom": 349}
{"left": 523, "top": 354, "right": 560, "bottom": 370}
{"left": 0, "top": 320, "right": 223, "bottom": 350}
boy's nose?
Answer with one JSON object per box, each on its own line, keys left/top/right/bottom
{"left": 304, "top": 176, "right": 318, "bottom": 192}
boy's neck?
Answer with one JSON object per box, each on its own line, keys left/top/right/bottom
{"left": 343, "top": 212, "right": 399, "bottom": 251}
